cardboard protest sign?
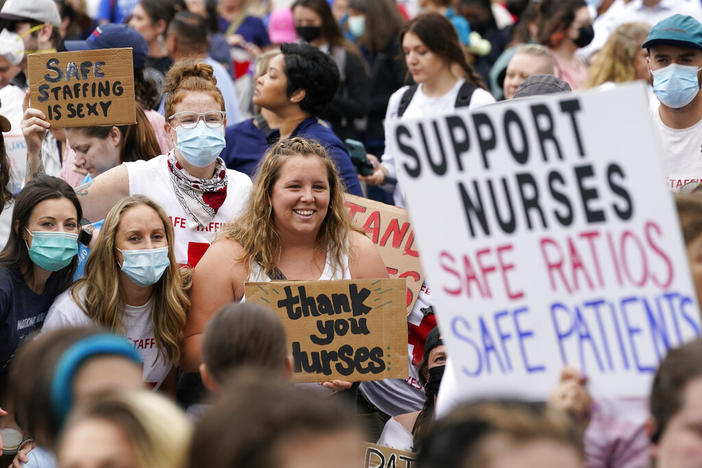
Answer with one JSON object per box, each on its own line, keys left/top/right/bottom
{"left": 245, "top": 279, "right": 408, "bottom": 383}
{"left": 388, "top": 82, "right": 701, "bottom": 400}
{"left": 344, "top": 194, "right": 424, "bottom": 315}
{"left": 28, "top": 48, "right": 136, "bottom": 128}
{"left": 364, "top": 443, "right": 416, "bottom": 468}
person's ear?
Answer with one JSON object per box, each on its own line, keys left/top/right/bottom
{"left": 289, "top": 88, "right": 306, "bottom": 104}
{"left": 167, "top": 121, "right": 177, "bottom": 145}
{"left": 108, "top": 126, "right": 121, "bottom": 147}
{"left": 200, "top": 363, "right": 219, "bottom": 392}
{"left": 38, "top": 24, "right": 53, "bottom": 45}
{"left": 166, "top": 34, "right": 177, "bottom": 57}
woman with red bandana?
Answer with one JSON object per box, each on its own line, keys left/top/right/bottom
{"left": 22, "top": 61, "right": 252, "bottom": 269}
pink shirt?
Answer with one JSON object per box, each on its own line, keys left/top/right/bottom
{"left": 551, "top": 51, "right": 589, "bottom": 91}
{"left": 584, "top": 398, "right": 650, "bottom": 468}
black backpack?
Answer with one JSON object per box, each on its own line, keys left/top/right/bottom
{"left": 396, "top": 81, "right": 478, "bottom": 117}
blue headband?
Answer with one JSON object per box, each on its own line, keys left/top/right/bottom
{"left": 50, "top": 334, "right": 142, "bottom": 425}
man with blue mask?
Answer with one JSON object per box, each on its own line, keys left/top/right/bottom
{"left": 645, "top": 14, "right": 702, "bottom": 191}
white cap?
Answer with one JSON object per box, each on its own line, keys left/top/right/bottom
{"left": 0, "top": 0, "right": 61, "bottom": 28}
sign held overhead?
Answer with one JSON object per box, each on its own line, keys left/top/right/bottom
{"left": 28, "top": 48, "right": 136, "bottom": 128}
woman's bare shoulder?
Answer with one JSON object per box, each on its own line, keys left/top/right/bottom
{"left": 348, "top": 230, "right": 388, "bottom": 279}
{"left": 195, "top": 236, "right": 248, "bottom": 277}
{"left": 348, "top": 229, "right": 375, "bottom": 252}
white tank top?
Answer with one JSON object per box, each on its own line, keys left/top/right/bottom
{"left": 242, "top": 244, "right": 351, "bottom": 306}
{"left": 126, "top": 154, "right": 252, "bottom": 267}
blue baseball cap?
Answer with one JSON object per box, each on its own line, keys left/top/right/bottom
{"left": 64, "top": 23, "right": 148, "bottom": 69}
{"left": 642, "top": 14, "right": 702, "bottom": 51}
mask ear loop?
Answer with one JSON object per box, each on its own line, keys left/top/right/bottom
{"left": 21, "top": 24, "right": 57, "bottom": 55}
{"left": 18, "top": 24, "right": 43, "bottom": 39}
{"left": 23, "top": 227, "right": 33, "bottom": 250}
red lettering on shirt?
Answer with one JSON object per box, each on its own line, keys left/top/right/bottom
{"left": 168, "top": 216, "right": 187, "bottom": 229}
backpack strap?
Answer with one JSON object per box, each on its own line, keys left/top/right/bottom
{"left": 454, "top": 81, "right": 478, "bottom": 108}
{"left": 397, "top": 84, "right": 419, "bottom": 118}
{"left": 225, "top": 13, "right": 248, "bottom": 37}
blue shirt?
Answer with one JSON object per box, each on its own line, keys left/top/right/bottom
{"left": 0, "top": 267, "right": 64, "bottom": 393}
{"left": 96, "top": 0, "right": 138, "bottom": 23}
{"left": 221, "top": 117, "right": 362, "bottom": 196}
{"left": 218, "top": 15, "right": 271, "bottom": 47}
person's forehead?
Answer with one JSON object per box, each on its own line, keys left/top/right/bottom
{"left": 572, "top": 6, "right": 591, "bottom": 25}
{"left": 508, "top": 53, "right": 549, "bottom": 71}
{"left": 650, "top": 44, "right": 702, "bottom": 58}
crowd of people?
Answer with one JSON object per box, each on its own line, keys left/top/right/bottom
{"left": 0, "top": 0, "right": 702, "bottom": 467}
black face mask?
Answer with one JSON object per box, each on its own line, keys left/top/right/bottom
{"left": 295, "top": 26, "right": 321, "bottom": 43}
{"left": 505, "top": 0, "right": 527, "bottom": 16}
{"left": 574, "top": 24, "right": 594, "bottom": 48}
{"left": 425, "top": 365, "right": 445, "bottom": 396}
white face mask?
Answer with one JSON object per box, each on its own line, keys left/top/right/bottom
{"left": 347, "top": 15, "right": 365, "bottom": 37}
{"left": 0, "top": 28, "right": 25, "bottom": 65}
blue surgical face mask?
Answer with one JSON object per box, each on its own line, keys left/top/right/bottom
{"left": 347, "top": 15, "right": 365, "bottom": 38}
{"left": 651, "top": 63, "right": 702, "bottom": 109}
{"left": 175, "top": 121, "right": 226, "bottom": 168}
{"left": 118, "top": 247, "right": 170, "bottom": 287}
{"left": 25, "top": 230, "right": 79, "bottom": 272}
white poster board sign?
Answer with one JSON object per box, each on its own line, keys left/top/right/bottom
{"left": 389, "top": 82, "right": 701, "bottom": 400}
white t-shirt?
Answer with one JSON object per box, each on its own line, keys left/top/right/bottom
{"left": 381, "top": 79, "right": 496, "bottom": 206}
{"left": 42, "top": 289, "right": 171, "bottom": 389}
{"left": 650, "top": 103, "right": 702, "bottom": 191}
{"left": 126, "top": 154, "right": 252, "bottom": 267}
{"left": 1, "top": 84, "right": 61, "bottom": 194}
{"left": 1, "top": 84, "right": 28, "bottom": 195}
{"left": 377, "top": 417, "right": 414, "bottom": 452}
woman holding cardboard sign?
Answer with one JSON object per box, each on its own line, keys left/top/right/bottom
{"left": 183, "top": 137, "right": 387, "bottom": 388}
{"left": 22, "top": 61, "right": 252, "bottom": 268}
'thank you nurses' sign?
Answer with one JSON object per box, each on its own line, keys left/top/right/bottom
{"left": 245, "top": 279, "right": 408, "bottom": 383}
{"left": 388, "top": 82, "right": 701, "bottom": 400}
